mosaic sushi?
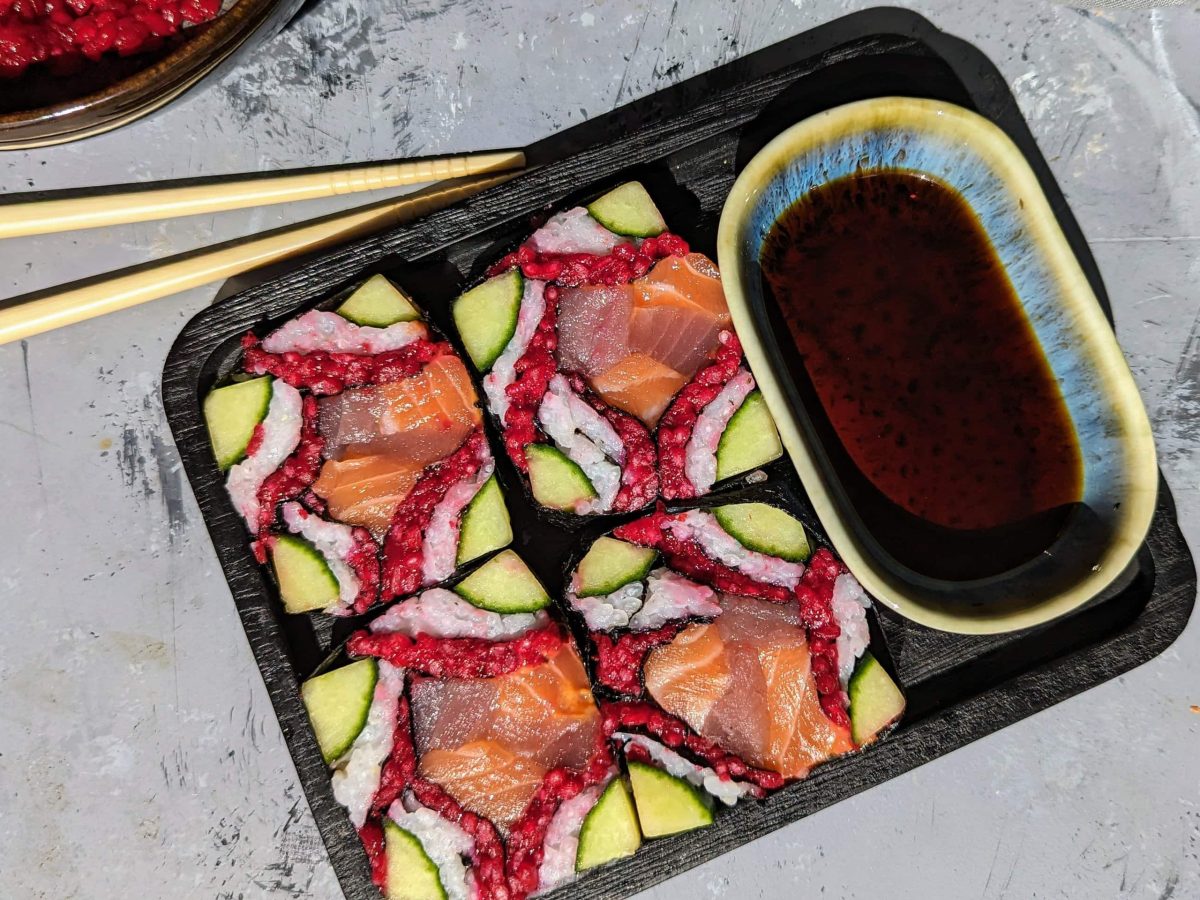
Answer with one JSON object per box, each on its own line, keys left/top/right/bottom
{"left": 201, "top": 275, "right": 514, "bottom": 615}
{"left": 451, "top": 182, "right": 784, "bottom": 515}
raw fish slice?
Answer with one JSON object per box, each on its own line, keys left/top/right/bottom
{"left": 556, "top": 284, "right": 633, "bottom": 376}
{"left": 629, "top": 303, "right": 725, "bottom": 376}
{"left": 642, "top": 624, "right": 730, "bottom": 735}
{"left": 760, "top": 642, "right": 853, "bottom": 778}
{"left": 698, "top": 646, "right": 771, "bottom": 769}
{"left": 529, "top": 207, "right": 622, "bottom": 256}
{"left": 715, "top": 593, "right": 804, "bottom": 647}
{"left": 590, "top": 353, "right": 687, "bottom": 428}
{"left": 417, "top": 739, "right": 548, "bottom": 830}
{"left": 409, "top": 677, "right": 498, "bottom": 755}
{"left": 318, "top": 356, "right": 480, "bottom": 462}
{"left": 312, "top": 453, "right": 424, "bottom": 533}
{"left": 640, "top": 253, "right": 730, "bottom": 321}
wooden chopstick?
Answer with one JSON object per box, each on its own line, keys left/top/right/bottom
{"left": 0, "top": 171, "right": 517, "bottom": 347}
{"left": 0, "top": 150, "right": 524, "bottom": 240}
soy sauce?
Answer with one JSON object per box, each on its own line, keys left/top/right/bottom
{"left": 761, "top": 171, "right": 1082, "bottom": 581}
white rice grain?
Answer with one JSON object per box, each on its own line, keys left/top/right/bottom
{"left": 262, "top": 310, "right": 427, "bottom": 355}
{"left": 534, "top": 779, "right": 610, "bottom": 894}
{"left": 683, "top": 369, "right": 757, "bottom": 492}
{"left": 612, "top": 733, "right": 757, "bottom": 806}
{"left": 226, "top": 380, "right": 303, "bottom": 531}
{"left": 483, "top": 279, "right": 547, "bottom": 425}
{"left": 371, "top": 588, "right": 549, "bottom": 641}
{"left": 331, "top": 662, "right": 405, "bottom": 829}
{"left": 628, "top": 568, "right": 721, "bottom": 631}
{"left": 388, "top": 794, "right": 476, "bottom": 900}
{"left": 832, "top": 572, "right": 872, "bottom": 686}
{"left": 567, "top": 578, "right": 645, "bottom": 632}
{"left": 420, "top": 450, "right": 494, "bottom": 585}
{"left": 529, "top": 207, "right": 622, "bottom": 256}
{"left": 280, "top": 502, "right": 360, "bottom": 612}
{"left": 664, "top": 510, "right": 806, "bottom": 588}
{"left": 537, "top": 375, "right": 624, "bottom": 514}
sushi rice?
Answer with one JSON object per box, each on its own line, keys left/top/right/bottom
{"left": 537, "top": 375, "right": 624, "bottom": 514}
{"left": 389, "top": 792, "right": 478, "bottom": 900}
{"left": 280, "top": 502, "right": 360, "bottom": 613}
{"left": 370, "top": 588, "right": 550, "bottom": 641}
{"left": 627, "top": 568, "right": 721, "bottom": 631}
{"left": 665, "top": 510, "right": 806, "bottom": 589}
{"left": 567, "top": 579, "right": 645, "bottom": 632}
{"left": 683, "top": 369, "right": 757, "bottom": 492}
{"left": 534, "top": 777, "right": 612, "bottom": 895}
{"left": 528, "top": 207, "right": 622, "bottom": 256}
{"left": 331, "top": 661, "right": 405, "bottom": 829}
{"left": 420, "top": 451, "right": 496, "bottom": 585}
{"left": 612, "top": 732, "right": 757, "bottom": 806}
{"left": 261, "top": 310, "right": 427, "bottom": 355}
{"left": 483, "top": 279, "right": 547, "bottom": 424}
{"left": 832, "top": 572, "right": 872, "bottom": 686}
{"left": 225, "top": 380, "right": 304, "bottom": 530}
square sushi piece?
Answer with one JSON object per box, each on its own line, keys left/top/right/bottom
{"left": 304, "top": 552, "right": 642, "bottom": 900}
{"left": 202, "top": 275, "right": 515, "bottom": 616}
{"left": 565, "top": 502, "right": 906, "bottom": 832}
{"left": 451, "top": 182, "right": 784, "bottom": 517}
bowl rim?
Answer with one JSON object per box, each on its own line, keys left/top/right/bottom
{"left": 716, "top": 95, "right": 1159, "bottom": 635}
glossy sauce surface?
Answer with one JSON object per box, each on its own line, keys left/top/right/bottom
{"left": 761, "top": 171, "right": 1082, "bottom": 580}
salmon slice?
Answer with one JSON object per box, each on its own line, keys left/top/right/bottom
{"left": 644, "top": 594, "right": 852, "bottom": 780}
{"left": 628, "top": 303, "right": 725, "bottom": 376}
{"left": 409, "top": 645, "right": 601, "bottom": 831}
{"left": 417, "top": 740, "right": 548, "bottom": 830}
{"left": 640, "top": 253, "right": 731, "bottom": 321}
{"left": 318, "top": 355, "right": 481, "bottom": 463}
{"left": 590, "top": 353, "right": 687, "bottom": 427}
{"left": 312, "top": 453, "right": 423, "bottom": 533}
{"left": 556, "top": 284, "right": 633, "bottom": 377}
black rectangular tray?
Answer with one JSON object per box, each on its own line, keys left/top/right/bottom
{"left": 163, "top": 9, "right": 1197, "bottom": 900}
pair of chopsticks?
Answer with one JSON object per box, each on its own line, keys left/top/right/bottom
{"left": 0, "top": 150, "right": 526, "bottom": 347}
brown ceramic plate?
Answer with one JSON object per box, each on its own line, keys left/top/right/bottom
{"left": 0, "top": 0, "right": 303, "bottom": 150}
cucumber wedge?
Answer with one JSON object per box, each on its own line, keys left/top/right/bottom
{"left": 384, "top": 820, "right": 448, "bottom": 900}
{"left": 453, "top": 549, "right": 550, "bottom": 613}
{"left": 301, "top": 658, "right": 378, "bottom": 765}
{"left": 848, "top": 651, "right": 906, "bottom": 746}
{"left": 203, "top": 376, "right": 272, "bottom": 471}
{"left": 714, "top": 390, "right": 782, "bottom": 482}
{"left": 575, "top": 537, "right": 657, "bottom": 598}
{"left": 586, "top": 182, "right": 667, "bottom": 238}
{"left": 270, "top": 534, "right": 341, "bottom": 614}
{"left": 576, "top": 777, "right": 642, "bottom": 871}
{"left": 456, "top": 476, "right": 513, "bottom": 567}
{"left": 526, "top": 443, "right": 597, "bottom": 512}
{"left": 627, "top": 760, "right": 713, "bottom": 838}
{"left": 712, "top": 502, "right": 810, "bottom": 562}
{"left": 336, "top": 274, "right": 421, "bottom": 327}
{"left": 452, "top": 269, "right": 523, "bottom": 372}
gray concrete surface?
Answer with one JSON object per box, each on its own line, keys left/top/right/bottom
{"left": 1, "top": 2, "right": 1198, "bottom": 898}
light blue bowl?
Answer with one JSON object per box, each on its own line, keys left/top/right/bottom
{"left": 718, "top": 97, "right": 1158, "bottom": 634}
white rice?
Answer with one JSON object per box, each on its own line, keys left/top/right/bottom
{"left": 280, "top": 502, "right": 360, "bottom": 612}
{"left": 483, "top": 279, "right": 547, "bottom": 425}
{"left": 534, "top": 779, "right": 610, "bottom": 895}
{"left": 612, "top": 733, "right": 757, "bottom": 806}
{"left": 261, "top": 310, "right": 427, "bottom": 355}
{"left": 226, "top": 380, "right": 303, "bottom": 531}
{"left": 331, "top": 661, "right": 405, "bottom": 829}
{"left": 628, "top": 568, "right": 721, "bottom": 631}
{"left": 420, "top": 450, "right": 495, "bottom": 585}
{"left": 664, "top": 510, "right": 806, "bottom": 589}
{"left": 528, "top": 207, "right": 622, "bottom": 256}
{"left": 370, "top": 587, "right": 549, "bottom": 641}
{"left": 567, "top": 578, "right": 645, "bottom": 632}
{"left": 683, "top": 369, "right": 757, "bottom": 493}
{"left": 832, "top": 572, "right": 872, "bottom": 686}
{"left": 388, "top": 794, "right": 476, "bottom": 900}
{"left": 537, "top": 375, "right": 624, "bottom": 514}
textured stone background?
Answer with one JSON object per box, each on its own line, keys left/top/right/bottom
{"left": 0, "top": 2, "right": 1197, "bottom": 898}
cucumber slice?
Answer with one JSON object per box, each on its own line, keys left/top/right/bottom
{"left": 575, "top": 537, "right": 657, "bottom": 598}
{"left": 452, "top": 269, "right": 523, "bottom": 372}
{"left": 384, "top": 820, "right": 448, "bottom": 900}
{"left": 576, "top": 777, "right": 642, "bottom": 871}
{"left": 626, "top": 760, "right": 713, "bottom": 838}
{"left": 300, "top": 658, "right": 378, "bottom": 765}
{"left": 270, "top": 534, "right": 341, "bottom": 614}
{"left": 585, "top": 182, "right": 667, "bottom": 238}
{"left": 453, "top": 549, "right": 550, "bottom": 613}
{"left": 203, "top": 376, "right": 272, "bottom": 471}
{"left": 714, "top": 390, "right": 783, "bottom": 482}
{"left": 849, "top": 651, "right": 906, "bottom": 746}
{"left": 456, "top": 476, "right": 513, "bottom": 567}
{"left": 336, "top": 274, "right": 421, "bottom": 327}
{"left": 526, "top": 443, "right": 597, "bottom": 512}
{"left": 712, "top": 502, "right": 810, "bottom": 563}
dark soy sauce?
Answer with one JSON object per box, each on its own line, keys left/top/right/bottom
{"left": 761, "top": 171, "right": 1083, "bottom": 581}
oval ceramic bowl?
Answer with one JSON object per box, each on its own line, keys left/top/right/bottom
{"left": 717, "top": 96, "right": 1158, "bottom": 634}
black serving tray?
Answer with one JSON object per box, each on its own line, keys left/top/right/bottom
{"left": 162, "top": 9, "right": 1197, "bottom": 900}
